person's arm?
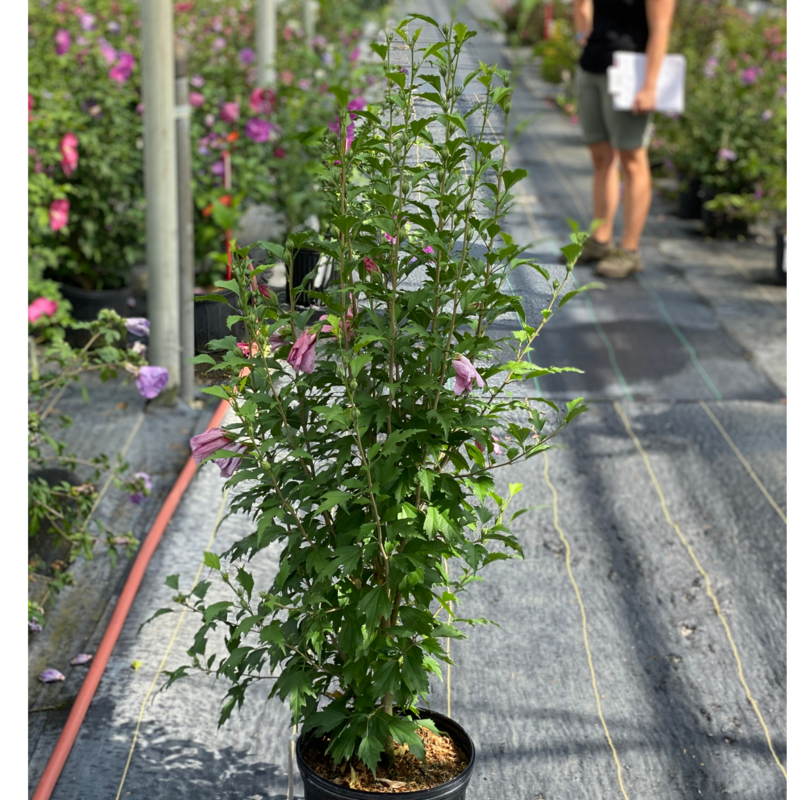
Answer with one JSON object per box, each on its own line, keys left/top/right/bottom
{"left": 573, "top": 0, "right": 592, "bottom": 47}
{"left": 632, "top": 0, "right": 677, "bottom": 114}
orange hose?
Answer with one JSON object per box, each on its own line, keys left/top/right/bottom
{"left": 32, "top": 399, "right": 230, "bottom": 800}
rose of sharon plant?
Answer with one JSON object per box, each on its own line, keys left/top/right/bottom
{"left": 154, "top": 17, "right": 593, "bottom": 785}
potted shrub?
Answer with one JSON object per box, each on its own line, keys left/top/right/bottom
{"left": 152, "top": 17, "right": 594, "bottom": 796}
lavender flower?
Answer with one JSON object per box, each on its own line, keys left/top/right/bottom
{"left": 128, "top": 472, "right": 152, "bottom": 504}
{"left": 135, "top": 366, "right": 169, "bottom": 399}
{"left": 29, "top": 620, "right": 43, "bottom": 633}
{"left": 70, "top": 654, "right": 93, "bottom": 666}
{"left": 190, "top": 427, "right": 247, "bottom": 478}
{"left": 244, "top": 118, "right": 274, "bottom": 143}
{"left": 239, "top": 47, "right": 255, "bottom": 66}
{"left": 125, "top": 317, "right": 150, "bottom": 337}
{"left": 703, "top": 57, "right": 718, "bottom": 78}
{"left": 287, "top": 330, "right": 318, "bottom": 373}
{"left": 191, "top": 73, "right": 205, "bottom": 88}
{"left": 717, "top": 148, "right": 737, "bottom": 162}
{"left": 39, "top": 669, "right": 65, "bottom": 683}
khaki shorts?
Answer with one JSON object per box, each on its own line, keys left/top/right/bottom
{"left": 575, "top": 65, "right": 652, "bottom": 151}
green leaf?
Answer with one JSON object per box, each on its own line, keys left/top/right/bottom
{"left": 357, "top": 736, "right": 385, "bottom": 777}
{"left": 204, "top": 552, "right": 221, "bottom": 570}
{"left": 165, "top": 574, "right": 180, "bottom": 590}
{"left": 204, "top": 601, "right": 232, "bottom": 623}
{"left": 358, "top": 586, "right": 393, "bottom": 631}
{"left": 559, "top": 282, "right": 605, "bottom": 307}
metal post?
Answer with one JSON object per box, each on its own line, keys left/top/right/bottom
{"left": 256, "top": 0, "right": 277, "bottom": 86}
{"left": 141, "top": 0, "right": 180, "bottom": 404}
{"left": 303, "top": 0, "right": 317, "bottom": 39}
{"left": 175, "top": 40, "right": 196, "bottom": 405}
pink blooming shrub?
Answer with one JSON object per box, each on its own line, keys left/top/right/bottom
{"left": 59, "top": 133, "right": 79, "bottom": 177}
{"left": 190, "top": 427, "right": 247, "bottom": 478}
{"left": 189, "top": 91, "right": 205, "bottom": 108}
{"left": 249, "top": 86, "right": 276, "bottom": 115}
{"left": 54, "top": 29, "right": 71, "bottom": 56}
{"left": 287, "top": 329, "right": 318, "bottom": 373}
{"left": 220, "top": 102, "right": 240, "bottom": 122}
{"left": 109, "top": 51, "right": 135, "bottom": 84}
{"left": 28, "top": 297, "right": 58, "bottom": 324}
{"left": 244, "top": 118, "right": 275, "bottom": 143}
{"left": 49, "top": 199, "right": 70, "bottom": 231}
{"left": 452, "top": 354, "right": 485, "bottom": 396}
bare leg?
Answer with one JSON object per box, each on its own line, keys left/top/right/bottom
{"left": 589, "top": 141, "right": 620, "bottom": 244}
{"left": 618, "top": 147, "right": 652, "bottom": 251}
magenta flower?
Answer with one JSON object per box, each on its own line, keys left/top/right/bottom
{"left": 349, "top": 46, "right": 360, "bottom": 62}
{"left": 109, "top": 51, "right": 135, "bottom": 84}
{"left": 741, "top": 66, "right": 760, "bottom": 86}
{"left": 492, "top": 435, "right": 502, "bottom": 456}
{"left": 28, "top": 93, "right": 34, "bottom": 121}
{"left": 452, "top": 354, "right": 484, "bottom": 396}
{"left": 28, "top": 297, "right": 58, "bottom": 324}
{"left": 59, "top": 133, "right": 79, "bottom": 177}
{"left": 249, "top": 86, "right": 275, "bottom": 115}
{"left": 128, "top": 472, "right": 152, "bottom": 504}
{"left": 125, "top": 317, "right": 150, "bottom": 337}
{"left": 210, "top": 160, "right": 224, "bottom": 176}
{"left": 98, "top": 39, "right": 117, "bottom": 66}
{"left": 257, "top": 285, "right": 277, "bottom": 303}
{"left": 220, "top": 102, "right": 239, "bottom": 123}
{"left": 54, "top": 29, "right": 71, "bottom": 56}
{"left": 70, "top": 654, "right": 93, "bottom": 666}
{"left": 39, "top": 669, "right": 65, "bottom": 683}
{"left": 235, "top": 342, "right": 251, "bottom": 357}
{"left": 244, "top": 117, "right": 274, "bottom": 143}
{"left": 191, "top": 73, "right": 205, "bottom": 88}
{"left": 135, "top": 366, "right": 169, "bottom": 399}
{"left": 717, "top": 148, "right": 737, "bottom": 162}
{"left": 364, "top": 256, "right": 379, "bottom": 275}
{"left": 239, "top": 47, "right": 255, "bottom": 65}
{"left": 383, "top": 232, "right": 397, "bottom": 245}
{"left": 423, "top": 245, "right": 434, "bottom": 255}
{"left": 287, "top": 329, "right": 318, "bottom": 373}
{"left": 190, "top": 427, "right": 247, "bottom": 478}
{"left": 348, "top": 96, "right": 366, "bottom": 113}
{"left": 189, "top": 91, "right": 205, "bottom": 108}
{"left": 49, "top": 199, "right": 70, "bottom": 232}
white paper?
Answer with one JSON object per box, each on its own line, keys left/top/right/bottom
{"left": 606, "top": 52, "right": 686, "bottom": 114}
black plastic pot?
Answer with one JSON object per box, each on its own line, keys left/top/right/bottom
{"left": 286, "top": 248, "right": 322, "bottom": 307}
{"left": 676, "top": 174, "right": 703, "bottom": 220}
{"left": 58, "top": 282, "right": 133, "bottom": 321}
{"left": 701, "top": 205, "right": 749, "bottom": 239}
{"left": 194, "top": 288, "right": 245, "bottom": 354}
{"left": 296, "top": 708, "right": 475, "bottom": 800}
{"left": 775, "top": 225, "right": 786, "bottom": 286}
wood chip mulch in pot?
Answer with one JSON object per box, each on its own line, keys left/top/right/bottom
{"left": 303, "top": 725, "right": 468, "bottom": 793}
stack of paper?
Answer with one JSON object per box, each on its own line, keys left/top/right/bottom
{"left": 607, "top": 52, "right": 686, "bottom": 114}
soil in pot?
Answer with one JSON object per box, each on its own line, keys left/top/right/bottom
{"left": 304, "top": 727, "right": 467, "bottom": 794}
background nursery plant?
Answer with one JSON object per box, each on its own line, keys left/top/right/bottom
{"left": 153, "top": 16, "right": 594, "bottom": 788}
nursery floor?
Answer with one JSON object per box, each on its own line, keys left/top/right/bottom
{"left": 28, "top": 1, "right": 786, "bottom": 798}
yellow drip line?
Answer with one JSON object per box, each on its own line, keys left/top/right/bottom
{"left": 543, "top": 452, "right": 630, "bottom": 800}
{"left": 613, "top": 402, "right": 787, "bottom": 779}
{"left": 699, "top": 401, "right": 787, "bottom": 524}
{"left": 115, "top": 486, "right": 231, "bottom": 800}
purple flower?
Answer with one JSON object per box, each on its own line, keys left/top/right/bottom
{"left": 322, "top": 52, "right": 333, "bottom": 65}
{"left": 287, "top": 329, "right": 318, "bottom": 373}
{"left": 761, "top": 109, "right": 774, "bottom": 121}
{"left": 211, "top": 160, "right": 225, "bottom": 176}
{"left": 190, "top": 427, "right": 247, "bottom": 478}
{"left": 70, "top": 653, "right": 93, "bottom": 666}
{"left": 703, "top": 57, "right": 718, "bottom": 78}
{"left": 54, "top": 29, "right": 71, "bottom": 56}
{"left": 298, "top": 78, "right": 311, "bottom": 90}
{"left": 717, "top": 148, "right": 737, "bottom": 162}
{"left": 244, "top": 117, "right": 274, "bottom": 143}
{"left": 349, "top": 46, "right": 360, "bottom": 63}
{"left": 125, "top": 317, "right": 150, "bottom": 337}
{"left": 741, "top": 66, "right": 760, "bottom": 86}
{"left": 189, "top": 91, "right": 205, "bottom": 108}
{"left": 128, "top": 471, "right": 152, "bottom": 504}
{"left": 110, "top": 51, "right": 135, "bottom": 84}
{"left": 212, "top": 36, "right": 226, "bottom": 53}
{"left": 29, "top": 620, "right": 43, "bottom": 633}
{"left": 239, "top": 47, "right": 255, "bottom": 65}
{"left": 348, "top": 96, "right": 366, "bottom": 113}
{"left": 452, "top": 354, "right": 484, "bottom": 396}
{"left": 135, "top": 366, "right": 169, "bottom": 399}
{"left": 220, "top": 102, "right": 239, "bottom": 122}
{"left": 136, "top": 102, "right": 145, "bottom": 116}
{"left": 78, "top": 12, "right": 96, "bottom": 31}
{"left": 39, "top": 669, "right": 65, "bottom": 683}
{"left": 191, "top": 73, "right": 205, "bottom": 88}
{"left": 107, "top": 21, "right": 121, "bottom": 34}
{"left": 400, "top": 66, "right": 409, "bottom": 75}
{"left": 269, "top": 327, "right": 290, "bottom": 350}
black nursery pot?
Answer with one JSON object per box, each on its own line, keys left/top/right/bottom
{"left": 701, "top": 206, "right": 749, "bottom": 239}
{"left": 287, "top": 248, "right": 322, "bottom": 307}
{"left": 775, "top": 225, "right": 786, "bottom": 286}
{"left": 194, "top": 288, "right": 245, "bottom": 354}
{"left": 58, "top": 282, "right": 133, "bottom": 321}
{"left": 296, "top": 709, "right": 476, "bottom": 800}
{"left": 676, "top": 174, "right": 703, "bottom": 220}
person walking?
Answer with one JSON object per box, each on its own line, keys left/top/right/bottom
{"left": 571, "top": 0, "right": 676, "bottom": 278}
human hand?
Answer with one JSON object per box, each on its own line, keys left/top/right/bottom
{"left": 632, "top": 86, "right": 657, "bottom": 114}
{"left": 575, "top": 30, "right": 589, "bottom": 47}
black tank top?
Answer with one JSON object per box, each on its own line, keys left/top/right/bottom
{"left": 579, "top": 0, "right": 649, "bottom": 74}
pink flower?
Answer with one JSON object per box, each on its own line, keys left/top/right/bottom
{"left": 98, "top": 39, "right": 117, "bottom": 66}
{"left": 298, "top": 79, "right": 311, "bottom": 90}
{"left": 28, "top": 94, "right": 34, "bottom": 122}
{"left": 59, "top": 133, "right": 79, "bottom": 177}
{"left": 28, "top": 297, "right": 58, "bottom": 324}
{"left": 190, "top": 427, "right": 247, "bottom": 477}
{"left": 287, "top": 329, "right": 318, "bottom": 373}
{"left": 211, "top": 160, "right": 224, "bottom": 176}
{"left": 423, "top": 245, "right": 434, "bottom": 255}
{"left": 220, "top": 102, "right": 239, "bottom": 122}
{"left": 348, "top": 96, "right": 366, "bottom": 113}
{"left": 204, "top": 113, "right": 216, "bottom": 127}
{"left": 191, "top": 73, "right": 205, "bottom": 88}
{"left": 383, "top": 232, "right": 397, "bottom": 245}
{"left": 109, "top": 51, "right": 135, "bottom": 84}
{"left": 249, "top": 86, "right": 275, "bottom": 115}
{"left": 717, "top": 148, "right": 737, "bottom": 162}
{"left": 762, "top": 109, "right": 774, "bottom": 121}
{"left": 345, "top": 122, "right": 355, "bottom": 150}
{"left": 49, "top": 199, "right": 70, "bottom": 232}
{"left": 54, "top": 29, "right": 71, "bottom": 56}
{"left": 244, "top": 117, "right": 274, "bottom": 142}
{"left": 492, "top": 435, "right": 502, "bottom": 456}
{"left": 212, "top": 36, "right": 226, "bottom": 53}
{"left": 704, "top": 57, "right": 718, "bottom": 78}
{"left": 274, "top": 147, "right": 286, "bottom": 159}
{"left": 280, "top": 70, "right": 294, "bottom": 85}
{"left": 364, "top": 256, "right": 379, "bottom": 275}
{"left": 136, "top": 102, "right": 145, "bottom": 116}
{"left": 212, "top": 15, "right": 224, "bottom": 32}
{"left": 257, "top": 285, "right": 277, "bottom": 304}
{"left": 740, "top": 66, "right": 760, "bottom": 86}
{"left": 235, "top": 342, "right": 251, "bottom": 357}
{"left": 269, "top": 327, "right": 290, "bottom": 350}
{"left": 135, "top": 365, "right": 169, "bottom": 399}
{"left": 239, "top": 47, "right": 255, "bottom": 65}
{"left": 78, "top": 12, "right": 96, "bottom": 31}
{"left": 349, "top": 46, "right": 360, "bottom": 62}
{"left": 452, "top": 354, "right": 484, "bottom": 396}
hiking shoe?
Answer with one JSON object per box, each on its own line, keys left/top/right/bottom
{"left": 558, "top": 236, "right": 614, "bottom": 265}
{"left": 595, "top": 247, "right": 643, "bottom": 278}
